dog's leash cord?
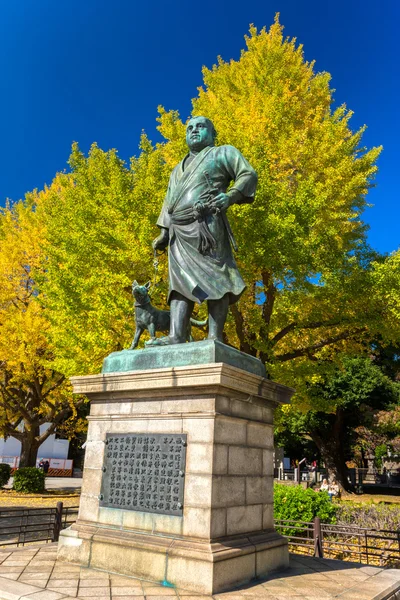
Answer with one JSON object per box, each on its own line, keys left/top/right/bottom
{"left": 153, "top": 248, "right": 159, "bottom": 288}
{"left": 152, "top": 246, "right": 167, "bottom": 288}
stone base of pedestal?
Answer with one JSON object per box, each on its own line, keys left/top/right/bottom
{"left": 58, "top": 522, "right": 288, "bottom": 594}
{"left": 58, "top": 353, "right": 293, "bottom": 593}
{"left": 6, "top": 545, "right": 400, "bottom": 600}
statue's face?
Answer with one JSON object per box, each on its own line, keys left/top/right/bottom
{"left": 186, "top": 117, "right": 214, "bottom": 151}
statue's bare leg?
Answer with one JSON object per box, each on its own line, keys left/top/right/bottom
{"left": 207, "top": 294, "right": 229, "bottom": 341}
{"left": 169, "top": 292, "right": 194, "bottom": 343}
{"left": 146, "top": 292, "right": 194, "bottom": 345}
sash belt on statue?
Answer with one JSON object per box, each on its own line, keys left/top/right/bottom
{"left": 169, "top": 205, "right": 217, "bottom": 255}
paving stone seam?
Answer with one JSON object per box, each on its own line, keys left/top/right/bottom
{"left": 1, "top": 547, "right": 400, "bottom": 599}
{"left": 332, "top": 570, "right": 400, "bottom": 599}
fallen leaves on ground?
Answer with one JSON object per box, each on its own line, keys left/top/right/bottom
{"left": 340, "top": 493, "right": 400, "bottom": 504}
{"left": 0, "top": 490, "right": 80, "bottom": 508}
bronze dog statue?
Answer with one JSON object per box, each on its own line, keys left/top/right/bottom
{"left": 129, "top": 281, "right": 207, "bottom": 349}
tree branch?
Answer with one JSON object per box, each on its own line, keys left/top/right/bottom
{"left": 3, "top": 424, "right": 23, "bottom": 441}
{"left": 275, "top": 328, "right": 366, "bottom": 362}
{"left": 272, "top": 317, "right": 358, "bottom": 346}
{"left": 0, "top": 385, "right": 33, "bottom": 424}
{"left": 230, "top": 304, "right": 257, "bottom": 356}
{"left": 36, "top": 405, "right": 77, "bottom": 445}
{"left": 39, "top": 395, "right": 86, "bottom": 428}
{"left": 42, "top": 376, "right": 65, "bottom": 398}
{"left": 261, "top": 270, "right": 276, "bottom": 329}
{"left": 11, "top": 416, "right": 23, "bottom": 431}
{"left": 272, "top": 322, "right": 297, "bottom": 345}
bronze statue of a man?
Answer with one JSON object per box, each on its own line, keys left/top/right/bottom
{"left": 150, "top": 116, "right": 257, "bottom": 345}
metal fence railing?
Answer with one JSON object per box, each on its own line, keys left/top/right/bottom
{"left": 0, "top": 503, "right": 79, "bottom": 547}
{"left": 1, "top": 504, "right": 398, "bottom": 567}
{"left": 274, "top": 468, "right": 324, "bottom": 483}
{"left": 274, "top": 517, "right": 400, "bottom": 566}
{"left": 350, "top": 468, "right": 400, "bottom": 486}
{"left": 274, "top": 518, "right": 317, "bottom": 555}
{"left": 275, "top": 467, "right": 400, "bottom": 487}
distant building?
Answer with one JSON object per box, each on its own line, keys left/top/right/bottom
{"left": 0, "top": 424, "right": 72, "bottom": 475}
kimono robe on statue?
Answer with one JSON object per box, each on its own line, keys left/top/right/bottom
{"left": 157, "top": 144, "right": 257, "bottom": 305}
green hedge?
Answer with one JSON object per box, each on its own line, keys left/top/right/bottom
{"left": 0, "top": 464, "right": 11, "bottom": 488}
{"left": 13, "top": 467, "right": 45, "bottom": 493}
{"left": 274, "top": 483, "right": 337, "bottom": 535}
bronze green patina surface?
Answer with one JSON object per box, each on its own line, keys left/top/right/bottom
{"left": 102, "top": 339, "right": 267, "bottom": 377}
{"left": 148, "top": 115, "right": 258, "bottom": 346}
{"left": 105, "top": 118, "right": 259, "bottom": 373}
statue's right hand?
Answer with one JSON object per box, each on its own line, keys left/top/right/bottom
{"left": 152, "top": 229, "right": 169, "bottom": 251}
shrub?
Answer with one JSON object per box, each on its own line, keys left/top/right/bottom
{"left": 274, "top": 483, "right": 337, "bottom": 535}
{"left": 0, "top": 463, "right": 11, "bottom": 488}
{"left": 337, "top": 501, "right": 400, "bottom": 530}
{"left": 13, "top": 467, "right": 45, "bottom": 493}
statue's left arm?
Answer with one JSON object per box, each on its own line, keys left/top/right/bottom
{"left": 209, "top": 145, "right": 258, "bottom": 211}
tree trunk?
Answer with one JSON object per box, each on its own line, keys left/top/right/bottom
{"left": 310, "top": 409, "right": 354, "bottom": 492}
{"left": 318, "top": 438, "right": 353, "bottom": 492}
{"left": 19, "top": 423, "right": 40, "bottom": 468}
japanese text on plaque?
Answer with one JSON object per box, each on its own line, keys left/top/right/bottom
{"left": 100, "top": 433, "right": 187, "bottom": 516}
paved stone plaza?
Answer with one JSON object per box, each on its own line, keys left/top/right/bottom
{"left": 0, "top": 544, "right": 399, "bottom": 600}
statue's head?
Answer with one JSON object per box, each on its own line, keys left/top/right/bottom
{"left": 186, "top": 116, "right": 217, "bottom": 152}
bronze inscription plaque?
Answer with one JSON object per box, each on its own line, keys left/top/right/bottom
{"left": 99, "top": 433, "right": 187, "bottom": 516}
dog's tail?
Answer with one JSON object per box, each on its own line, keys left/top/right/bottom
{"left": 190, "top": 317, "right": 208, "bottom": 328}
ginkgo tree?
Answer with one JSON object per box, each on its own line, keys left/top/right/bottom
{"left": 0, "top": 199, "right": 86, "bottom": 467}
{"left": 35, "top": 142, "right": 169, "bottom": 377}
{"left": 156, "top": 17, "right": 389, "bottom": 368}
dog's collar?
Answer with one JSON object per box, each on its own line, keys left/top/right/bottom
{"left": 134, "top": 300, "right": 151, "bottom": 307}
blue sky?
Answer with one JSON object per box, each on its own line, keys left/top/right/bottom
{"left": 0, "top": 0, "right": 398, "bottom": 254}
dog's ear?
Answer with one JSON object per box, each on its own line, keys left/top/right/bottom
{"left": 145, "top": 281, "right": 151, "bottom": 290}
{"left": 132, "top": 280, "right": 138, "bottom": 288}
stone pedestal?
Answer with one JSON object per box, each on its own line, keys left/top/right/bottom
{"left": 58, "top": 344, "right": 293, "bottom": 594}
